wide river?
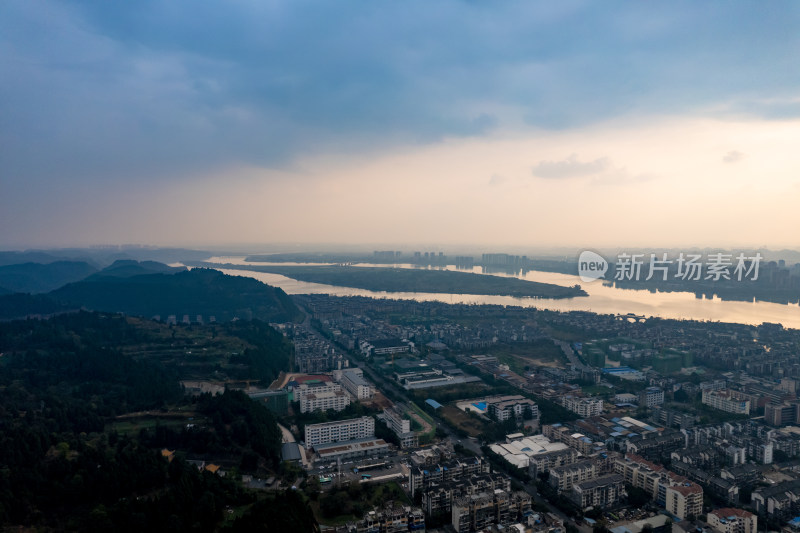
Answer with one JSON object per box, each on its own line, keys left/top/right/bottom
{"left": 200, "top": 257, "right": 800, "bottom": 329}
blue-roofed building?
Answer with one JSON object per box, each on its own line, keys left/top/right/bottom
{"left": 425, "top": 398, "right": 443, "bottom": 410}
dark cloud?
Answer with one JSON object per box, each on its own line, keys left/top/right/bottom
{"left": 1, "top": 0, "right": 800, "bottom": 187}
{"left": 532, "top": 154, "right": 610, "bottom": 178}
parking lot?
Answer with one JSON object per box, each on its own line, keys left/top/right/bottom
{"left": 311, "top": 455, "right": 409, "bottom": 489}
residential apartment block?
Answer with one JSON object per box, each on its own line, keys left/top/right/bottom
{"left": 355, "top": 504, "right": 425, "bottom": 533}
{"left": 452, "top": 490, "right": 532, "bottom": 533}
{"left": 562, "top": 395, "right": 604, "bottom": 417}
{"left": 702, "top": 390, "right": 751, "bottom": 415}
{"left": 708, "top": 508, "right": 757, "bottom": 533}
{"left": 638, "top": 387, "right": 665, "bottom": 408}
{"left": 549, "top": 460, "right": 597, "bottom": 494}
{"left": 486, "top": 395, "right": 539, "bottom": 422}
{"left": 614, "top": 454, "right": 703, "bottom": 519}
{"left": 570, "top": 474, "right": 625, "bottom": 510}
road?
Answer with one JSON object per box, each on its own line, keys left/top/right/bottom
{"left": 555, "top": 339, "right": 588, "bottom": 372}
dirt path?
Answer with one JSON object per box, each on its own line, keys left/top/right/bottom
{"left": 278, "top": 423, "right": 295, "bottom": 443}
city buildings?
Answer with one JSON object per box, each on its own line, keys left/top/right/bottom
{"left": 549, "top": 460, "right": 598, "bottom": 494}
{"left": 488, "top": 434, "right": 571, "bottom": 469}
{"left": 354, "top": 503, "right": 425, "bottom": 532}
{"left": 752, "top": 479, "right": 800, "bottom": 520}
{"left": 562, "top": 395, "right": 604, "bottom": 417}
{"left": 360, "top": 338, "right": 412, "bottom": 358}
{"left": 570, "top": 474, "right": 625, "bottom": 510}
{"left": 314, "top": 437, "right": 390, "bottom": 461}
{"left": 409, "top": 457, "right": 490, "bottom": 497}
{"left": 665, "top": 483, "right": 703, "bottom": 520}
{"left": 638, "top": 387, "right": 665, "bottom": 408}
{"left": 300, "top": 388, "right": 350, "bottom": 414}
{"left": 382, "top": 405, "right": 418, "bottom": 449}
{"left": 421, "top": 472, "right": 510, "bottom": 519}
{"left": 293, "top": 382, "right": 351, "bottom": 413}
{"left": 707, "top": 508, "right": 757, "bottom": 533}
{"left": 765, "top": 402, "right": 800, "bottom": 427}
{"left": 335, "top": 368, "right": 375, "bottom": 399}
{"left": 304, "top": 416, "right": 375, "bottom": 449}
{"left": 702, "top": 390, "right": 751, "bottom": 415}
{"left": 614, "top": 454, "right": 703, "bottom": 520}
{"left": 452, "top": 490, "right": 532, "bottom": 533}
{"left": 485, "top": 395, "right": 539, "bottom": 422}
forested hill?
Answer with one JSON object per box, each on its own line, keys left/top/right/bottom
{"left": 48, "top": 267, "right": 302, "bottom": 322}
{"left": 0, "top": 312, "right": 315, "bottom": 531}
{"left": 84, "top": 259, "right": 186, "bottom": 279}
{"left": 0, "top": 292, "right": 75, "bottom": 320}
{"left": 0, "top": 260, "right": 98, "bottom": 293}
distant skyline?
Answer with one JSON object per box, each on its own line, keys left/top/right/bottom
{"left": 2, "top": 2, "right": 800, "bottom": 249}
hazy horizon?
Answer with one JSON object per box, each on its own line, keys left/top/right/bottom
{"left": 4, "top": 242, "right": 800, "bottom": 264}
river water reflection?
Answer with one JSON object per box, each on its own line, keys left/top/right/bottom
{"left": 203, "top": 257, "right": 800, "bottom": 329}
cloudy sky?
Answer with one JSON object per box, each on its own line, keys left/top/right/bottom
{"left": 2, "top": 1, "right": 800, "bottom": 250}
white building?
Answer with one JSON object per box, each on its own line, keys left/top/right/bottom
{"left": 294, "top": 382, "right": 342, "bottom": 405}
{"left": 304, "top": 416, "right": 375, "bottom": 449}
{"left": 614, "top": 393, "right": 638, "bottom": 404}
{"left": 486, "top": 395, "right": 539, "bottom": 422}
{"left": 702, "top": 390, "right": 750, "bottom": 415}
{"left": 562, "top": 396, "right": 603, "bottom": 417}
{"left": 638, "top": 387, "right": 665, "bottom": 408}
{"left": 665, "top": 484, "right": 703, "bottom": 520}
{"left": 300, "top": 389, "right": 350, "bottom": 413}
{"left": 335, "top": 368, "right": 375, "bottom": 400}
{"left": 614, "top": 454, "right": 703, "bottom": 520}
{"left": 708, "top": 508, "right": 757, "bottom": 533}
{"left": 383, "top": 405, "right": 418, "bottom": 448}
{"left": 549, "top": 460, "right": 597, "bottom": 494}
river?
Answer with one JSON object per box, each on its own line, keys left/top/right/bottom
{"left": 200, "top": 257, "right": 800, "bottom": 329}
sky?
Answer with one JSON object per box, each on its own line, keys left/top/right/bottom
{"left": 2, "top": 1, "right": 800, "bottom": 251}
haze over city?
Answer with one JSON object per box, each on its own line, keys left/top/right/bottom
{"left": 2, "top": 2, "right": 800, "bottom": 250}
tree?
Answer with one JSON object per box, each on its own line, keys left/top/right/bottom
{"left": 593, "top": 525, "right": 610, "bottom": 533}
{"left": 626, "top": 484, "right": 651, "bottom": 508}
{"left": 304, "top": 476, "right": 321, "bottom": 501}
